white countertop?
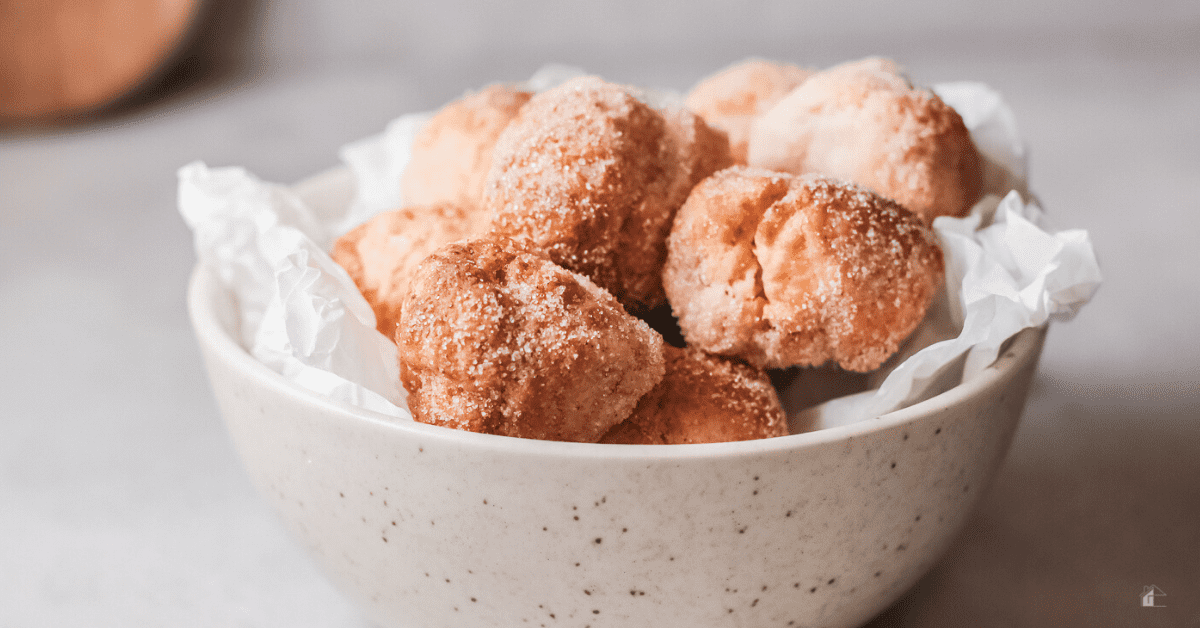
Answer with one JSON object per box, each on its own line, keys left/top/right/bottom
{"left": 2, "top": 1, "right": 1198, "bottom": 625}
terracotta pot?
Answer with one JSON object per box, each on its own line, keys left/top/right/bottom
{"left": 0, "top": 0, "right": 204, "bottom": 122}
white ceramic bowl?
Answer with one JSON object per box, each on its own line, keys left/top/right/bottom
{"left": 189, "top": 248, "right": 1045, "bottom": 627}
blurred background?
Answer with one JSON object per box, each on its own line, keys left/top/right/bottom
{"left": 1, "top": 1, "right": 1197, "bottom": 626}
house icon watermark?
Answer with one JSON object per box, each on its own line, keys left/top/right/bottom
{"left": 1141, "top": 585, "right": 1166, "bottom": 608}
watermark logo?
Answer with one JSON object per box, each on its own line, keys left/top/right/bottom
{"left": 1142, "top": 585, "right": 1167, "bottom": 608}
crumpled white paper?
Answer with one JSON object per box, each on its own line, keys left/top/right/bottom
{"left": 179, "top": 69, "right": 1101, "bottom": 429}
{"left": 179, "top": 163, "right": 408, "bottom": 417}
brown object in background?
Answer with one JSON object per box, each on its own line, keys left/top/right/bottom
{"left": 0, "top": 0, "right": 204, "bottom": 122}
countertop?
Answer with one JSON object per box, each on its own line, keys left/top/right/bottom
{"left": 2, "top": 1, "right": 1197, "bottom": 626}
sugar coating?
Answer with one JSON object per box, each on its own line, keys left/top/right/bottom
{"left": 685, "top": 58, "right": 812, "bottom": 165}
{"left": 331, "top": 201, "right": 489, "bottom": 339}
{"left": 485, "top": 76, "right": 732, "bottom": 312}
{"left": 661, "top": 104, "right": 736, "bottom": 210}
{"left": 402, "top": 84, "right": 532, "bottom": 210}
{"left": 600, "top": 346, "right": 788, "bottom": 445}
{"left": 397, "top": 238, "right": 666, "bottom": 443}
{"left": 747, "top": 56, "right": 983, "bottom": 223}
{"left": 664, "top": 167, "right": 944, "bottom": 372}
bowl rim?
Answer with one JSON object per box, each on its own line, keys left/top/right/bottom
{"left": 188, "top": 262, "right": 1045, "bottom": 461}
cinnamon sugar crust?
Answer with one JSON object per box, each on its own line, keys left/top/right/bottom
{"left": 600, "top": 346, "right": 788, "bottom": 445}
{"left": 331, "top": 201, "right": 489, "bottom": 339}
{"left": 685, "top": 59, "right": 812, "bottom": 165}
{"left": 485, "top": 76, "right": 731, "bottom": 312}
{"left": 664, "top": 167, "right": 944, "bottom": 372}
{"left": 397, "top": 237, "right": 666, "bottom": 443}
{"left": 402, "top": 84, "right": 532, "bottom": 210}
{"left": 747, "top": 57, "right": 983, "bottom": 223}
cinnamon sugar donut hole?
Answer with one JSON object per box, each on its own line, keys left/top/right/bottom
{"left": 747, "top": 57, "right": 983, "bottom": 223}
{"left": 685, "top": 59, "right": 812, "bottom": 165}
{"left": 600, "top": 346, "right": 788, "bottom": 445}
{"left": 485, "top": 76, "right": 731, "bottom": 312}
{"left": 397, "top": 237, "right": 666, "bottom": 443}
{"left": 660, "top": 105, "right": 736, "bottom": 216}
{"left": 663, "top": 167, "right": 944, "bottom": 373}
{"left": 331, "top": 201, "right": 489, "bottom": 339}
{"left": 402, "top": 84, "right": 532, "bottom": 210}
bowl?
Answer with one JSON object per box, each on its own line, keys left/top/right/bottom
{"left": 188, "top": 243, "right": 1045, "bottom": 627}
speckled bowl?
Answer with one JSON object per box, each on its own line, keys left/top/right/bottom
{"left": 189, "top": 159, "right": 1045, "bottom": 628}
{"left": 189, "top": 246, "right": 1045, "bottom": 628}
